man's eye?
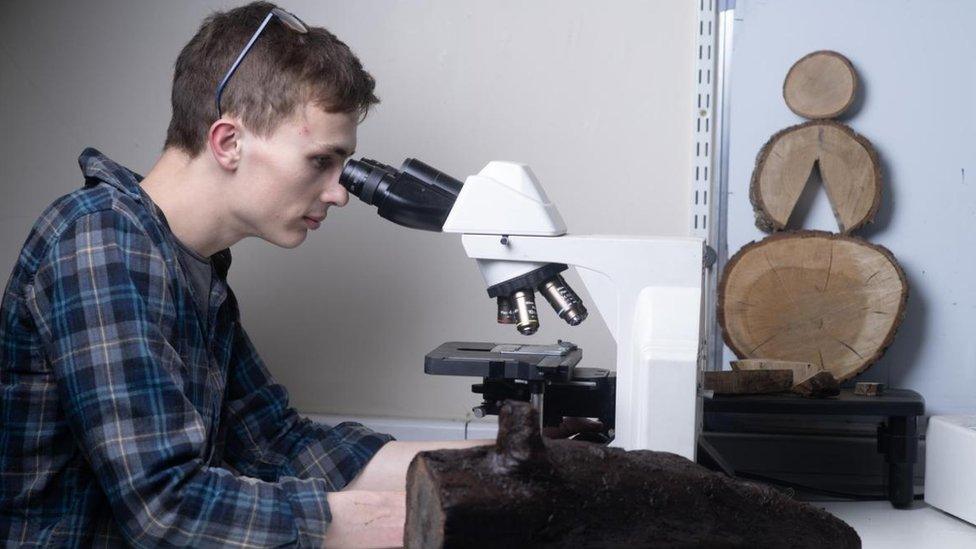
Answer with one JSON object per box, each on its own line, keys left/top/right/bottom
{"left": 312, "top": 156, "right": 334, "bottom": 170}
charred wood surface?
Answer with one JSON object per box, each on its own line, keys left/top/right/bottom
{"left": 405, "top": 401, "right": 860, "bottom": 548}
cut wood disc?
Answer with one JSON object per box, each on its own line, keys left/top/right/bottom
{"left": 783, "top": 50, "right": 857, "bottom": 119}
{"left": 718, "top": 231, "right": 907, "bottom": 382}
{"left": 750, "top": 120, "right": 882, "bottom": 234}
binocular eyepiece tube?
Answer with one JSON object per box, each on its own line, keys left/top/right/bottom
{"left": 339, "top": 157, "right": 463, "bottom": 232}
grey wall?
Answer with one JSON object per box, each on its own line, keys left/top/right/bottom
{"left": 723, "top": 0, "right": 976, "bottom": 416}
{"left": 0, "top": 0, "right": 695, "bottom": 420}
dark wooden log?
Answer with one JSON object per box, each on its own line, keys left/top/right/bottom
{"left": 703, "top": 370, "right": 794, "bottom": 394}
{"left": 405, "top": 401, "right": 860, "bottom": 548}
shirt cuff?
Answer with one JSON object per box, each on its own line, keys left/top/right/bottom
{"left": 292, "top": 421, "right": 395, "bottom": 491}
{"left": 280, "top": 476, "right": 333, "bottom": 547}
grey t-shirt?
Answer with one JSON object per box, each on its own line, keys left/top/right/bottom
{"left": 173, "top": 236, "right": 213, "bottom": 323}
{"left": 152, "top": 205, "right": 212, "bottom": 323}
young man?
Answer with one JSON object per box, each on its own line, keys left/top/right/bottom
{"left": 0, "top": 2, "right": 486, "bottom": 546}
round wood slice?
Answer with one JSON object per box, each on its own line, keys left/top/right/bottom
{"left": 718, "top": 231, "right": 907, "bottom": 382}
{"left": 750, "top": 120, "right": 882, "bottom": 234}
{"left": 783, "top": 50, "right": 857, "bottom": 119}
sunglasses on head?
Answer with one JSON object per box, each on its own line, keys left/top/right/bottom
{"left": 215, "top": 7, "right": 308, "bottom": 119}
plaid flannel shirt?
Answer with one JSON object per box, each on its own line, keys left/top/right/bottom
{"left": 0, "top": 149, "right": 393, "bottom": 547}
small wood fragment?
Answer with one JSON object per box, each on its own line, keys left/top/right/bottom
{"left": 854, "top": 382, "right": 885, "bottom": 396}
{"left": 703, "top": 370, "right": 793, "bottom": 394}
{"left": 792, "top": 371, "right": 840, "bottom": 398}
{"left": 783, "top": 50, "right": 858, "bottom": 119}
{"left": 732, "top": 358, "right": 823, "bottom": 382}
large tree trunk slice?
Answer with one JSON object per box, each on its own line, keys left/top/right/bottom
{"left": 718, "top": 231, "right": 907, "bottom": 382}
{"left": 405, "top": 401, "right": 860, "bottom": 548}
{"left": 750, "top": 121, "right": 882, "bottom": 234}
{"left": 783, "top": 50, "right": 858, "bottom": 119}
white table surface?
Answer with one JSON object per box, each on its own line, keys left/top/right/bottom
{"left": 818, "top": 501, "right": 976, "bottom": 549}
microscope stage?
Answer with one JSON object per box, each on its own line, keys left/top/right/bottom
{"left": 425, "top": 341, "right": 583, "bottom": 381}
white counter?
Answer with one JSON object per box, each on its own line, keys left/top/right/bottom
{"left": 819, "top": 501, "right": 976, "bottom": 549}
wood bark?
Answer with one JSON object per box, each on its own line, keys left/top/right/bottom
{"left": 703, "top": 370, "right": 793, "bottom": 394}
{"left": 783, "top": 50, "right": 858, "bottom": 119}
{"left": 405, "top": 401, "right": 861, "bottom": 548}
{"left": 792, "top": 371, "right": 841, "bottom": 398}
{"left": 750, "top": 120, "right": 882, "bottom": 234}
{"left": 718, "top": 231, "right": 907, "bottom": 383}
{"left": 731, "top": 358, "right": 823, "bottom": 382}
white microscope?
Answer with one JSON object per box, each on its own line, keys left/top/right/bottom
{"left": 340, "top": 158, "right": 706, "bottom": 458}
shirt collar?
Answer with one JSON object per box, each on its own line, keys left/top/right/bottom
{"left": 77, "top": 147, "right": 233, "bottom": 277}
{"left": 78, "top": 147, "right": 145, "bottom": 198}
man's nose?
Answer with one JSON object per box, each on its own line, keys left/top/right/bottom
{"left": 322, "top": 178, "right": 349, "bottom": 207}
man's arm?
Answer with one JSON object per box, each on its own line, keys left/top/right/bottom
{"left": 216, "top": 294, "right": 492, "bottom": 493}
{"left": 219, "top": 318, "right": 393, "bottom": 490}
{"left": 27, "top": 210, "right": 336, "bottom": 547}
{"left": 320, "top": 441, "right": 489, "bottom": 547}
{"left": 343, "top": 440, "right": 491, "bottom": 492}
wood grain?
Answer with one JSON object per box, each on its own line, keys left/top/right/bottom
{"left": 783, "top": 50, "right": 858, "bottom": 119}
{"left": 750, "top": 120, "right": 882, "bottom": 234}
{"left": 731, "top": 358, "right": 823, "bottom": 382}
{"left": 718, "top": 231, "right": 908, "bottom": 382}
{"left": 703, "top": 370, "right": 793, "bottom": 394}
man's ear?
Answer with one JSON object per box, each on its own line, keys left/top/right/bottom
{"left": 208, "top": 118, "right": 242, "bottom": 171}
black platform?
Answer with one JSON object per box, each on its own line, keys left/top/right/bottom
{"left": 701, "top": 388, "right": 924, "bottom": 508}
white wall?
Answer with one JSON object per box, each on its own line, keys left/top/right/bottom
{"left": 0, "top": 1, "right": 696, "bottom": 420}
{"left": 723, "top": 0, "right": 976, "bottom": 415}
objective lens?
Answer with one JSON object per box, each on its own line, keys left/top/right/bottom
{"left": 496, "top": 296, "right": 517, "bottom": 324}
{"left": 511, "top": 289, "right": 539, "bottom": 335}
{"left": 538, "top": 274, "right": 588, "bottom": 326}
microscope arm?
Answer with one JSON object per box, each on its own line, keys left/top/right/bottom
{"left": 462, "top": 233, "right": 705, "bottom": 457}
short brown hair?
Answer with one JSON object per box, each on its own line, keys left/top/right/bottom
{"left": 164, "top": 1, "right": 378, "bottom": 156}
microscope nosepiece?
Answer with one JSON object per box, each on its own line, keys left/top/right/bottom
{"left": 538, "top": 275, "right": 588, "bottom": 326}
{"left": 487, "top": 264, "right": 588, "bottom": 334}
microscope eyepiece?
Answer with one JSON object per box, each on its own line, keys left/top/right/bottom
{"left": 340, "top": 159, "right": 395, "bottom": 205}
{"left": 339, "top": 157, "right": 463, "bottom": 232}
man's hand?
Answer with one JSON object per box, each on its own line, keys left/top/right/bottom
{"left": 324, "top": 490, "right": 405, "bottom": 548}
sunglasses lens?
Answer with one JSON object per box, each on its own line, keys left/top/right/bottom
{"left": 272, "top": 8, "right": 308, "bottom": 33}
